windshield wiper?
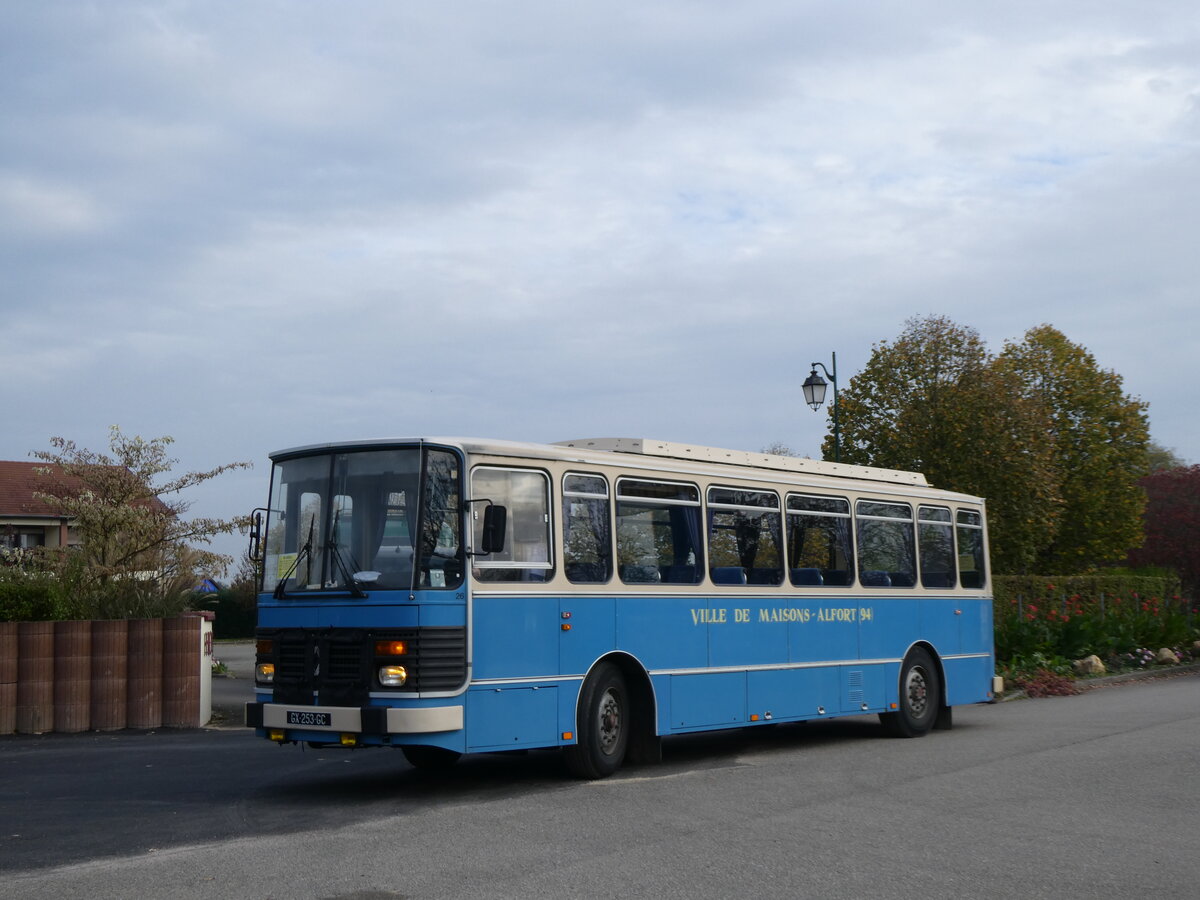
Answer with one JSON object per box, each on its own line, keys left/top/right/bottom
{"left": 273, "top": 514, "right": 316, "bottom": 600}
{"left": 327, "top": 505, "right": 367, "bottom": 598}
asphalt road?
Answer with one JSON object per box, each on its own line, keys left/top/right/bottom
{"left": 209, "top": 639, "right": 257, "bottom": 727}
{"left": 2, "top": 671, "right": 1198, "bottom": 900}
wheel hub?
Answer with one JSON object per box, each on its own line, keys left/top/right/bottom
{"left": 905, "top": 667, "right": 929, "bottom": 716}
{"left": 598, "top": 689, "right": 621, "bottom": 753}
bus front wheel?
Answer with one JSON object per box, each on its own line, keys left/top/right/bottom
{"left": 565, "top": 662, "right": 629, "bottom": 779}
{"left": 880, "top": 648, "right": 941, "bottom": 738}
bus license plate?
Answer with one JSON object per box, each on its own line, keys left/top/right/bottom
{"left": 286, "top": 710, "right": 332, "bottom": 728}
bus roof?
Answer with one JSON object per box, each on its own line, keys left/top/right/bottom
{"left": 554, "top": 438, "right": 929, "bottom": 487}
{"left": 271, "top": 436, "right": 930, "bottom": 489}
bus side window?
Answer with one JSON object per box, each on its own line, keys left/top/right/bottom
{"left": 918, "top": 506, "right": 955, "bottom": 589}
{"left": 855, "top": 500, "right": 915, "bottom": 588}
{"left": 956, "top": 509, "right": 986, "bottom": 589}
{"left": 563, "top": 473, "right": 612, "bottom": 584}
{"left": 786, "top": 494, "right": 853, "bottom": 587}
{"left": 471, "top": 467, "right": 554, "bottom": 583}
{"left": 616, "top": 479, "right": 703, "bottom": 585}
{"left": 707, "top": 487, "right": 783, "bottom": 586}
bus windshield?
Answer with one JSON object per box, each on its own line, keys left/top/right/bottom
{"left": 262, "top": 446, "right": 463, "bottom": 595}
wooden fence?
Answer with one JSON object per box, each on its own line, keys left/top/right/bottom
{"left": 0, "top": 613, "right": 213, "bottom": 734}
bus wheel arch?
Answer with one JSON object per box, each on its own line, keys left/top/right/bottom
{"left": 880, "top": 643, "right": 944, "bottom": 738}
{"left": 565, "top": 653, "right": 657, "bottom": 778}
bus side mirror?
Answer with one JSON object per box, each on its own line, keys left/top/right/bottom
{"left": 249, "top": 510, "right": 264, "bottom": 560}
{"left": 480, "top": 504, "right": 507, "bottom": 554}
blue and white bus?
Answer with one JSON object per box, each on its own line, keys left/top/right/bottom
{"left": 246, "top": 437, "right": 999, "bottom": 778}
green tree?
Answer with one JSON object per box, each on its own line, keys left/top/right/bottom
{"left": 30, "top": 426, "right": 251, "bottom": 617}
{"left": 1146, "top": 441, "right": 1186, "bottom": 473}
{"left": 830, "top": 316, "right": 1058, "bottom": 573}
{"left": 996, "top": 325, "right": 1149, "bottom": 573}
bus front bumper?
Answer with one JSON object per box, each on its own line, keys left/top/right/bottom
{"left": 245, "top": 702, "right": 463, "bottom": 735}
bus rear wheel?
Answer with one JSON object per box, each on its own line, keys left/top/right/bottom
{"left": 565, "top": 662, "right": 628, "bottom": 779}
{"left": 880, "top": 648, "right": 940, "bottom": 738}
{"left": 402, "top": 745, "right": 461, "bottom": 771}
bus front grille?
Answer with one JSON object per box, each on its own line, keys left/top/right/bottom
{"left": 263, "top": 627, "right": 466, "bottom": 706}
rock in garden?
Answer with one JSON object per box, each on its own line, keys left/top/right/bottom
{"left": 1073, "top": 655, "right": 1106, "bottom": 676}
{"left": 1155, "top": 648, "right": 1178, "bottom": 665}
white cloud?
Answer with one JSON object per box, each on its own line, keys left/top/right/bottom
{"left": 0, "top": 175, "right": 105, "bottom": 236}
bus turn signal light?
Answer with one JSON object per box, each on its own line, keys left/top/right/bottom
{"left": 375, "top": 640, "right": 409, "bottom": 656}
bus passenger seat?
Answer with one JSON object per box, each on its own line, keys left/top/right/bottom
{"left": 747, "top": 567, "right": 783, "bottom": 585}
{"left": 712, "top": 566, "right": 747, "bottom": 585}
{"left": 861, "top": 570, "right": 892, "bottom": 587}
{"left": 620, "top": 564, "right": 661, "bottom": 583}
{"left": 790, "top": 568, "right": 824, "bottom": 586}
{"left": 566, "top": 562, "right": 606, "bottom": 583}
{"left": 662, "top": 564, "right": 697, "bottom": 584}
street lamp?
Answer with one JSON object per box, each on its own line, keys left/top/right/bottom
{"left": 802, "top": 352, "right": 840, "bottom": 463}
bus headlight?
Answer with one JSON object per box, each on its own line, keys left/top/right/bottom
{"left": 379, "top": 665, "right": 408, "bottom": 687}
{"left": 255, "top": 663, "right": 275, "bottom": 684}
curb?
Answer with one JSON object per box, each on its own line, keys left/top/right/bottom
{"left": 1000, "top": 661, "right": 1200, "bottom": 701}
{"left": 1077, "top": 660, "right": 1200, "bottom": 689}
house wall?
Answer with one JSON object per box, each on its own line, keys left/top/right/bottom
{"left": 0, "top": 517, "right": 74, "bottom": 550}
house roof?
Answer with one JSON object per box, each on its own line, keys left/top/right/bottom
{"left": 0, "top": 460, "right": 171, "bottom": 519}
{"left": 0, "top": 461, "right": 76, "bottom": 518}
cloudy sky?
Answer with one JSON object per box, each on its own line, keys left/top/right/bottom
{"left": 3, "top": 2, "right": 1198, "bottom": 567}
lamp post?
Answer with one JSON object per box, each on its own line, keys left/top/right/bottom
{"left": 802, "top": 352, "right": 840, "bottom": 463}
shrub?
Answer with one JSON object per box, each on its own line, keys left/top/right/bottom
{"left": 993, "top": 573, "right": 1197, "bottom": 665}
{"left": 0, "top": 579, "right": 60, "bottom": 622}
{"left": 1012, "top": 668, "right": 1079, "bottom": 698}
{"left": 0, "top": 547, "right": 200, "bottom": 622}
{"left": 197, "top": 588, "right": 257, "bottom": 639}
{"left": 994, "top": 574, "right": 1181, "bottom": 608}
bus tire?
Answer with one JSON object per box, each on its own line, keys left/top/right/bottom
{"left": 565, "top": 662, "right": 629, "bottom": 779}
{"left": 402, "top": 745, "right": 461, "bottom": 771}
{"left": 880, "top": 647, "right": 940, "bottom": 738}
